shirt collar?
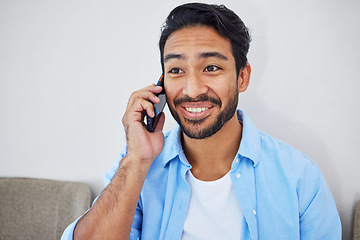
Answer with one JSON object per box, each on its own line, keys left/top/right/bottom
{"left": 161, "top": 124, "right": 190, "bottom": 167}
{"left": 236, "top": 110, "right": 261, "bottom": 167}
{"left": 161, "top": 109, "right": 261, "bottom": 167}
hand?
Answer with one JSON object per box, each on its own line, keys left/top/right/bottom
{"left": 122, "top": 84, "right": 166, "bottom": 163}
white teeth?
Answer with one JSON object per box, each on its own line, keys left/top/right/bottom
{"left": 185, "top": 107, "right": 208, "bottom": 113}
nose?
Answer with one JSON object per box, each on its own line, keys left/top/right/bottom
{"left": 182, "top": 72, "right": 208, "bottom": 98}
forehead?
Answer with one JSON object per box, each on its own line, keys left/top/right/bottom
{"left": 164, "top": 26, "right": 233, "bottom": 58}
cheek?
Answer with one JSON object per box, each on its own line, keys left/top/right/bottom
{"left": 165, "top": 79, "right": 183, "bottom": 96}
{"left": 164, "top": 84, "right": 178, "bottom": 106}
{"left": 213, "top": 80, "right": 238, "bottom": 103}
{"left": 209, "top": 82, "right": 228, "bottom": 97}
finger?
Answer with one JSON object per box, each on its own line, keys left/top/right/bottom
{"left": 132, "top": 85, "right": 163, "bottom": 100}
{"left": 123, "top": 98, "right": 156, "bottom": 128}
{"left": 126, "top": 86, "right": 163, "bottom": 112}
{"left": 131, "top": 98, "right": 156, "bottom": 118}
{"left": 154, "top": 112, "right": 165, "bottom": 132}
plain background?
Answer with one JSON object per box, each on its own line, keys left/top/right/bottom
{"left": 1, "top": 0, "right": 359, "bottom": 239}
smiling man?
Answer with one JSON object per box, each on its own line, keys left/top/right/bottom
{"left": 62, "top": 3, "right": 341, "bottom": 240}
{"left": 164, "top": 26, "right": 243, "bottom": 141}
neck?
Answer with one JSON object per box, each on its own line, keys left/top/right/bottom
{"left": 182, "top": 113, "right": 242, "bottom": 181}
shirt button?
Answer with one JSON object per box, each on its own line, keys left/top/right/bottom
{"left": 236, "top": 173, "right": 241, "bottom": 179}
{"left": 253, "top": 210, "right": 257, "bottom": 215}
{"left": 235, "top": 158, "right": 239, "bottom": 163}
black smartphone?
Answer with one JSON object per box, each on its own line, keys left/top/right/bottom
{"left": 146, "top": 74, "right": 166, "bottom": 132}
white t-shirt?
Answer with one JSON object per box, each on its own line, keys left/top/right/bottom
{"left": 182, "top": 170, "right": 243, "bottom": 240}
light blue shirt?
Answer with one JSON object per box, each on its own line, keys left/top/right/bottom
{"left": 62, "top": 110, "right": 341, "bottom": 239}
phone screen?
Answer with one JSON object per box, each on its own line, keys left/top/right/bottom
{"left": 146, "top": 74, "right": 166, "bottom": 132}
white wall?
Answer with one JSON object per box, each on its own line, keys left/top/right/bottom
{"left": 0, "top": 0, "right": 359, "bottom": 239}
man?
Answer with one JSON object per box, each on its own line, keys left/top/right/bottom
{"left": 62, "top": 3, "right": 341, "bottom": 239}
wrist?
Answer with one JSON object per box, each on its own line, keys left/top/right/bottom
{"left": 125, "top": 146, "right": 158, "bottom": 163}
{"left": 121, "top": 154, "right": 154, "bottom": 172}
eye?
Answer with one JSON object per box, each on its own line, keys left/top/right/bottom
{"left": 204, "top": 65, "right": 221, "bottom": 72}
{"left": 168, "top": 68, "right": 184, "bottom": 74}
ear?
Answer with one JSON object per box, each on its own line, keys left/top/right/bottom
{"left": 237, "top": 63, "right": 251, "bottom": 93}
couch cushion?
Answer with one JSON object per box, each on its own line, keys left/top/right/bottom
{"left": 0, "top": 178, "right": 91, "bottom": 240}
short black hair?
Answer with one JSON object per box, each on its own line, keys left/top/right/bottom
{"left": 159, "top": 3, "right": 251, "bottom": 76}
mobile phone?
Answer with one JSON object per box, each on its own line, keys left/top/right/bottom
{"left": 146, "top": 74, "right": 166, "bottom": 132}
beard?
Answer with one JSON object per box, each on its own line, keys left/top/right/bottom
{"left": 167, "top": 88, "right": 239, "bottom": 140}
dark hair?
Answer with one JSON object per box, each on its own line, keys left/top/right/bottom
{"left": 159, "top": 3, "right": 251, "bottom": 76}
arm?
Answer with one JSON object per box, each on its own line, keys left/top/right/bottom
{"left": 299, "top": 169, "right": 342, "bottom": 239}
{"left": 73, "top": 84, "right": 166, "bottom": 240}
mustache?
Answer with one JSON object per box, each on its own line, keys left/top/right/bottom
{"left": 173, "top": 94, "right": 221, "bottom": 107}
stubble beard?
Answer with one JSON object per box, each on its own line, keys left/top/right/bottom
{"left": 167, "top": 89, "right": 239, "bottom": 140}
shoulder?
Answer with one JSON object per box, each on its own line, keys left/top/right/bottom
{"left": 256, "top": 130, "right": 322, "bottom": 193}
{"left": 258, "top": 130, "right": 318, "bottom": 171}
{"left": 255, "top": 131, "right": 329, "bottom": 207}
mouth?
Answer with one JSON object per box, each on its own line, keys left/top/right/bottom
{"left": 173, "top": 95, "right": 221, "bottom": 121}
{"left": 184, "top": 107, "right": 209, "bottom": 113}
{"left": 179, "top": 103, "right": 214, "bottom": 120}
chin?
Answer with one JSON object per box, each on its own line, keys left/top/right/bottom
{"left": 168, "top": 90, "right": 239, "bottom": 140}
{"left": 182, "top": 126, "right": 221, "bottom": 140}
{"left": 179, "top": 116, "right": 227, "bottom": 140}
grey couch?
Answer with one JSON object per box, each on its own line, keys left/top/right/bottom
{"left": 355, "top": 201, "right": 360, "bottom": 240}
{"left": 0, "top": 177, "right": 91, "bottom": 240}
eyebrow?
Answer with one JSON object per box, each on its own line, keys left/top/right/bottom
{"left": 164, "top": 51, "right": 228, "bottom": 63}
{"left": 164, "top": 53, "right": 184, "bottom": 63}
{"left": 199, "top": 52, "right": 228, "bottom": 61}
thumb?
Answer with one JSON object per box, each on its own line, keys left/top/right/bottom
{"left": 154, "top": 112, "right": 165, "bottom": 132}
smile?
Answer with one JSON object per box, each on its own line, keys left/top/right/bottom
{"left": 185, "top": 107, "right": 209, "bottom": 113}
